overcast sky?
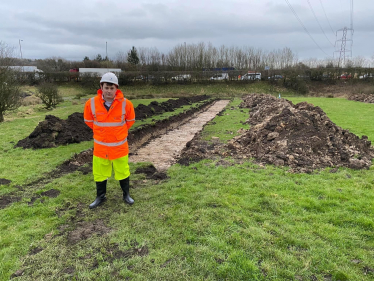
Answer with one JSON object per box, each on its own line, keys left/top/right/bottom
{"left": 1, "top": 0, "right": 373, "bottom": 62}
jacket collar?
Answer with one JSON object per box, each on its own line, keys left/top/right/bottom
{"left": 97, "top": 89, "right": 124, "bottom": 101}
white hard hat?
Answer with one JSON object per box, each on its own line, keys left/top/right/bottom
{"left": 100, "top": 72, "right": 119, "bottom": 86}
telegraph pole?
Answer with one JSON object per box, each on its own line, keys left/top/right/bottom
{"left": 19, "top": 39, "right": 23, "bottom": 72}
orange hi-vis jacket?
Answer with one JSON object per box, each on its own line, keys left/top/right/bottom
{"left": 84, "top": 89, "right": 135, "bottom": 160}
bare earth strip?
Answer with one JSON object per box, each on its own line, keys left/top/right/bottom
{"left": 129, "top": 100, "right": 230, "bottom": 170}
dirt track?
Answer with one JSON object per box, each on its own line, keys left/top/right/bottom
{"left": 129, "top": 100, "right": 230, "bottom": 170}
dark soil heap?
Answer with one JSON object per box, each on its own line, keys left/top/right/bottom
{"left": 348, "top": 93, "right": 374, "bottom": 104}
{"left": 16, "top": 113, "right": 92, "bottom": 149}
{"left": 135, "top": 95, "right": 210, "bottom": 120}
{"left": 227, "top": 94, "right": 374, "bottom": 172}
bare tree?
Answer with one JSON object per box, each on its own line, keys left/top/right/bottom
{"left": 0, "top": 41, "right": 21, "bottom": 122}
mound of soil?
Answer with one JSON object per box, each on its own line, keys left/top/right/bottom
{"left": 227, "top": 94, "right": 374, "bottom": 172}
{"left": 15, "top": 113, "right": 92, "bottom": 149}
{"left": 135, "top": 95, "right": 210, "bottom": 120}
{"left": 348, "top": 94, "right": 374, "bottom": 103}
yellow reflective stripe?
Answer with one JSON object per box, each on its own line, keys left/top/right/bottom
{"left": 94, "top": 138, "right": 127, "bottom": 147}
{"left": 121, "top": 98, "right": 127, "bottom": 122}
{"left": 90, "top": 98, "right": 96, "bottom": 119}
{"left": 93, "top": 121, "right": 125, "bottom": 127}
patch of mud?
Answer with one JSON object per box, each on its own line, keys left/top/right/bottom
{"left": 135, "top": 164, "right": 158, "bottom": 177}
{"left": 0, "top": 178, "right": 11, "bottom": 185}
{"left": 10, "top": 269, "right": 24, "bottom": 279}
{"left": 227, "top": 94, "right": 374, "bottom": 172}
{"left": 178, "top": 138, "right": 222, "bottom": 166}
{"left": 28, "top": 189, "right": 60, "bottom": 206}
{"left": 29, "top": 247, "right": 43, "bottom": 255}
{"left": 160, "top": 259, "right": 173, "bottom": 268}
{"left": 67, "top": 220, "right": 111, "bottom": 244}
{"left": 55, "top": 149, "right": 94, "bottom": 176}
{"left": 150, "top": 172, "right": 168, "bottom": 180}
{"left": 348, "top": 93, "right": 374, "bottom": 104}
{"left": 15, "top": 96, "right": 211, "bottom": 149}
{"left": 62, "top": 267, "right": 75, "bottom": 275}
{"left": 134, "top": 164, "right": 168, "bottom": 180}
{"left": 0, "top": 195, "right": 22, "bottom": 210}
{"left": 363, "top": 266, "right": 374, "bottom": 275}
{"left": 105, "top": 244, "right": 149, "bottom": 263}
{"left": 40, "top": 189, "right": 60, "bottom": 198}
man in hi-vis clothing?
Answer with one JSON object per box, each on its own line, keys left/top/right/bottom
{"left": 84, "top": 72, "right": 136, "bottom": 209}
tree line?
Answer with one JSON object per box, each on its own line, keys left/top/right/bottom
{"left": 3, "top": 41, "right": 374, "bottom": 73}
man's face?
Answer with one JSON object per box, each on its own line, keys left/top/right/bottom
{"left": 101, "top": 83, "right": 117, "bottom": 102}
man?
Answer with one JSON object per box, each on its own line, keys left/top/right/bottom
{"left": 84, "top": 72, "right": 135, "bottom": 209}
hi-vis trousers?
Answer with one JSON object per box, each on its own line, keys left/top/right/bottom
{"left": 93, "top": 155, "right": 130, "bottom": 182}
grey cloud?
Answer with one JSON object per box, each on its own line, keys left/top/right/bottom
{"left": 1, "top": 0, "right": 373, "bottom": 60}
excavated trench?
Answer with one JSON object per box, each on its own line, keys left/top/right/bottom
{"left": 129, "top": 100, "right": 230, "bottom": 170}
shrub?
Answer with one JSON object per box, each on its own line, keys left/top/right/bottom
{"left": 36, "top": 82, "right": 63, "bottom": 109}
{"left": 21, "top": 95, "right": 42, "bottom": 106}
{"left": 283, "top": 76, "right": 308, "bottom": 95}
{"left": 80, "top": 72, "right": 100, "bottom": 94}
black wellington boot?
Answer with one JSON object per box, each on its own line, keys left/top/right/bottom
{"left": 119, "top": 177, "right": 134, "bottom": 205}
{"left": 89, "top": 180, "right": 107, "bottom": 209}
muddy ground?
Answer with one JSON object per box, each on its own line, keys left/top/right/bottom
{"left": 180, "top": 94, "right": 374, "bottom": 173}
{"left": 15, "top": 95, "right": 211, "bottom": 149}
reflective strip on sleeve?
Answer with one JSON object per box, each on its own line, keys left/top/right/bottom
{"left": 93, "top": 121, "right": 125, "bottom": 127}
{"left": 94, "top": 138, "right": 128, "bottom": 147}
{"left": 84, "top": 119, "right": 93, "bottom": 123}
{"left": 121, "top": 98, "right": 127, "bottom": 122}
{"left": 90, "top": 98, "right": 96, "bottom": 120}
{"left": 126, "top": 119, "right": 135, "bottom": 122}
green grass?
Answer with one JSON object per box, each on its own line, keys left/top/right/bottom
{"left": 201, "top": 99, "right": 250, "bottom": 143}
{"left": 1, "top": 91, "right": 374, "bottom": 280}
{"left": 2, "top": 161, "right": 373, "bottom": 280}
{"left": 121, "top": 81, "right": 296, "bottom": 99}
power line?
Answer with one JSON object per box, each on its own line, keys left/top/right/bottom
{"left": 284, "top": 0, "right": 331, "bottom": 57}
{"left": 306, "top": 0, "right": 335, "bottom": 48}
{"left": 318, "top": 0, "right": 336, "bottom": 36}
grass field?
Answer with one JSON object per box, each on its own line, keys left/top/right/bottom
{"left": 0, "top": 86, "right": 374, "bottom": 280}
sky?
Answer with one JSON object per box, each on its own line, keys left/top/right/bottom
{"left": 1, "top": 0, "right": 373, "bottom": 62}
